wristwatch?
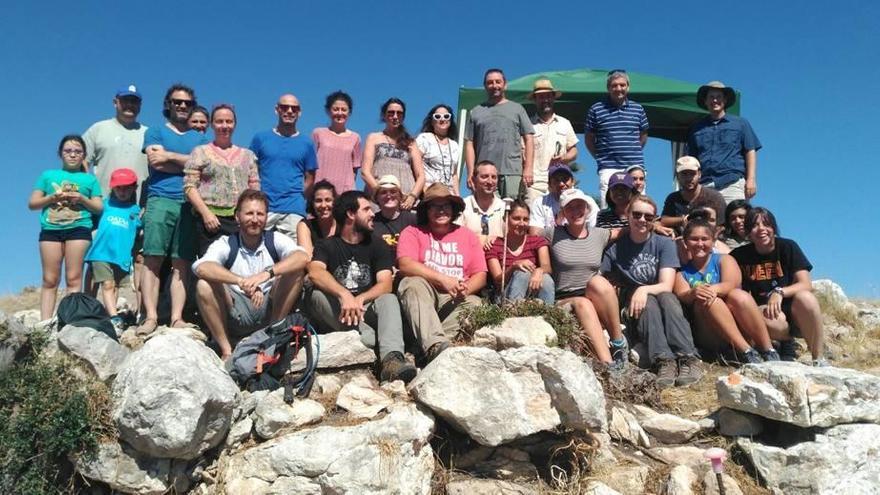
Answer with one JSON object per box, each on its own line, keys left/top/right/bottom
{"left": 264, "top": 265, "right": 275, "bottom": 278}
{"left": 771, "top": 287, "right": 784, "bottom": 297}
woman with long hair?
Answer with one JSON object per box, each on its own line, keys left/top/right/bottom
{"left": 296, "top": 179, "right": 338, "bottom": 256}
{"left": 29, "top": 135, "right": 103, "bottom": 319}
{"left": 721, "top": 199, "right": 752, "bottom": 249}
{"left": 361, "top": 98, "right": 425, "bottom": 210}
{"left": 312, "top": 90, "right": 362, "bottom": 193}
{"left": 416, "top": 103, "right": 460, "bottom": 195}
{"left": 486, "top": 200, "right": 553, "bottom": 304}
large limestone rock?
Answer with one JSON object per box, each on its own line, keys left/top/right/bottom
{"left": 336, "top": 374, "right": 393, "bottom": 419}
{"left": 73, "top": 440, "right": 188, "bottom": 495}
{"left": 609, "top": 406, "right": 651, "bottom": 448}
{"left": 471, "top": 316, "right": 557, "bottom": 350}
{"left": 112, "top": 332, "right": 240, "bottom": 459}
{"left": 664, "top": 464, "right": 698, "bottom": 495}
{"left": 409, "top": 346, "right": 606, "bottom": 446}
{"left": 0, "top": 310, "right": 32, "bottom": 373}
{"left": 812, "top": 279, "right": 848, "bottom": 306}
{"left": 738, "top": 423, "right": 880, "bottom": 494}
{"left": 222, "top": 403, "right": 435, "bottom": 495}
{"left": 716, "top": 362, "right": 880, "bottom": 427}
{"left": 446, "top": 479, "right": 537, "bottom": 495}
{"left": 291, "top": 330, "right": 376, "bottom": 371}
{"left": 57, "top": 324, "right": 129, "bottom": 381}
{"left": 639, "top": 413, "right": 701, "bottom": 444}
{"left": 12, "top": 309, "right": 41, "bottom": 329}
{"left": 253, "top": 389, "right": 325, "bottom": 439}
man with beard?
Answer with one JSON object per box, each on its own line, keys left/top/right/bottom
{"left": 660, "top": 156, "right": 726, "bottom": 236}
{"left": 372, "top": 175, "right": 416, "bottom": 261}
{"left": 250, "top": 94, "right": 318, "bottom": 242}
{"left": 83, "top": 84, "right": 149, "bottom": 200}
{"left": 397, "top": 183, "right": 487, "bottom": 363}
{"left": 457, "top": 161, "right": 506, "bottom": 250}
{"left": 526, "top": 79, "right": 578, "bottom": 203}
{"left": 585, "top": 70, "right": 649, "bottom": 207}
{"left": 138, "top": 83, "right": 208, "bottom": 334}
{"left": 306, "top": 190, "right": 417, "bottom": 383}
{"left": 193, "top": 190, "right": 309, "bottom": 360}
{"left": 464, "top": 68, "right": 534, "bottom": 198}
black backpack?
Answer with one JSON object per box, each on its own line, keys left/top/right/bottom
{"left": 56, "top": 293, "right": 118, "bottom": 341}
{"left": 225, "top": 312, "right": 318, "bottom": 402}
{"left": 224, "top": 231, "right": 280, "bottom": 270}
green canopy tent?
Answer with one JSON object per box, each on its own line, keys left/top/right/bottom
{"left": 456, "top": 68, "right": 741, "bottom": 178}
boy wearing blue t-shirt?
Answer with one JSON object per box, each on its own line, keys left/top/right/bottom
{"left": 86, "top": 168, "right": 142, "bottom": 330}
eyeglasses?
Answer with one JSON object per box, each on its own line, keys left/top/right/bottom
{"left": 480, "top": 214, "right": 490, "bottom": 235}
{"left": 630, "top": 211, "right": 656, "bottom": 222}
{"left": 277, "top": 104, "right": 300, "bottom": 112}
{"left": 171, "top": 98, "right": 193, "bottom": 107}
{"left": 62, "top": 148, "right": 84, "bottom": 155}
{"left": 432, "top": 113, "right": 452, "bottom": 121}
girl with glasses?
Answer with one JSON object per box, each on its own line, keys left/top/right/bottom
{"left": 28, "top": 134, "right": 104, "bottom": 319}
{"left": 416, "top": 104, "right": 460, "bottom": 196}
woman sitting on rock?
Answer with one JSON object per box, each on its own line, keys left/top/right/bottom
{"left": 486, "top": 199, "right": 554, "bottom": 305}
{"left": 548, "top": 189, "right": 627, "bottom": 368}
{"left": 296, "top": 180, "right": 338, "bottom": 257}
{"left": 730, "top": 207, "right": 826, "bottom": 365}
{"left": 674, "top": 217, "right": 780, "bottom": 364}
{"left": 721, "top": 200, "right": 752, "bottom": 250}
{"left": 601, "top": 194, "right": 702, "bottom": 387}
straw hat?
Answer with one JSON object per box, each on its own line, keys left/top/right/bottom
{"left": 528, "top": 78, "right": 562, "bottom": 99}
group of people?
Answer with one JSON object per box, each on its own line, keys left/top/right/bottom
{"left": 29, "top": 68, "right": 825, "bottom": 388}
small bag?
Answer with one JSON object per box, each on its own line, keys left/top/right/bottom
{"left": 56, "top": 293, "right": 118, "bottom": 341}
{"left": 225, "top": 312, "right": 318, "bottom": 401}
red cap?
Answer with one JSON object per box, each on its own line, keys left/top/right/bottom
{"left": 110, "top": 168, "right": 138, "bottom": 188}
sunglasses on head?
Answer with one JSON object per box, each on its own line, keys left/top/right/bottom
{"left": 607, "top": 69, "right": 627, "bottom": 76}
{"left": 277, "top": 104, "right": 300, "bottom": 112}
{"left": 170, "top": 98, "right": 193, "bottom": 107}
{"left": 432, "top": 113, "right": 452, "bottom": 121}
{"left": 630, "top": 211, "right": 656, "bottom": 222}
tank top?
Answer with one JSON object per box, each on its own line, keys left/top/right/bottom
{"left": 681, "top": 252, "right": 722, "bottom": 287}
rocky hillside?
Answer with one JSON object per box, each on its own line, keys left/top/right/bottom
{"left": 0, "top": 280, "right": 878, "bottom": 494}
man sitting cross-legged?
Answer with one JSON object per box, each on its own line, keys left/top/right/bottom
{"left": 305, "top": 190, "right": 417, "bottom": 383}
{"left": 193, "top": 189, "right": 309, "bottom": 360}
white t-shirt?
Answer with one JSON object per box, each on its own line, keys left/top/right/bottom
{"left": 416, "top": 132, "right": 460, "bottom": 189}
{"left": 192, "top": 232, "right": 304, "bottom": 295}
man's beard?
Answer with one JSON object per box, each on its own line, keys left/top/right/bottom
{"left": 354, "top": 220, "right": 373, "bottom": 236}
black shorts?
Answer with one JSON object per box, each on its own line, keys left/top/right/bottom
{"left": 781, "top": 298, "right": 802, "bottom": 337}
{"left": 39, "top": 226, "right": 92, "bottom": 242}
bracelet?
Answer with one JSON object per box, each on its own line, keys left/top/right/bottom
{"left": 771, "top": 287, "right": 785, "bottom": 297}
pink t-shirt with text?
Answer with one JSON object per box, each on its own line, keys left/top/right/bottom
{"left": 397, "top": 225, "right": 487, "bottom": 279}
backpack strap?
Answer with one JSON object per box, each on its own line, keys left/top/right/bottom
{"left": 224, "top": 233, "right": 241, "bottom": 270}
{"left": 263, "top": 230, "right": 280, "bottom": 263}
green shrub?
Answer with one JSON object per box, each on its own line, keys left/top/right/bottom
{"left": 0, "top": 331, "right": 113, "bottom": 494}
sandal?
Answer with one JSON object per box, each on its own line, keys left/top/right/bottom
{"left": 136, "top": 318, "right": 158, "bottom": 336}
{"left": 171, "top": 319, "right": 199, "bottom": 330}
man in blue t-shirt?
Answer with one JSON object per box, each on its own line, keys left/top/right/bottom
{"left": 138, "top": 83, "right": 208, "bottom": 335}
{"left": 686, "top": 81, "right": 761, "bottom": 204}
{"left": 250, "top": 93, "right": 318, "bottom": 243}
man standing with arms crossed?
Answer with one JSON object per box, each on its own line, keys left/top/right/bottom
{"left": 250, "top": 94, "right": 319, "bottom": 242}
{"left": 464, "top": 68, "right": 534, "bottom": 199}
{"left": 585, "top": 70, "right": 649, "bottom": 207}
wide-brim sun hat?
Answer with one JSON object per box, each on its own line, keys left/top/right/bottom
{"left": 528, "top": 78, "right": 562, "bottom": 100}
{"left": 418, "top": 183, "right": 465, "bottom": 212}
{"left": 697, "top": 81, "right": 737, "bottom": 110}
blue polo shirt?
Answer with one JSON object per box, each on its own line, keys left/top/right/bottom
{"left": 142, "top": 124, "right": 207, "bottom": 200}
{"left": 686, "top": 114, "right": 761, "bottom": 189}
{"left": 249, "top": 130, "right": 318, "bottom": 216}
{"left": 585, "top": 98, "right": 649, "bottom": 171}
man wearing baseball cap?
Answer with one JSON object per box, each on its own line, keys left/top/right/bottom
{"left": 527, "top": 78, "right": 578, "bottom": 203}
{"left": 660, "top": 156, "right": 727, "bottom": 235}
{"left": 686, "top": 81, "right": 761, "bottom": 203}
{"left": 372, "top": 175, "right": 416, "bottom": 260}
{"left": 83, "top": 85, "right": 149, "bottom": 200}
{"left": 529, "top": 164, "right": 598, "bottom": 235}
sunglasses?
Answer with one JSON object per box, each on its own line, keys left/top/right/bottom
{"left": 385, "top": 110, "right": 404, "bottom": 116}
{"left": 432, "top": 113, "right": 452, "bottom": 121}
{"left": 607, "top": 69, "right": 627, "bottom": 76}
{"left": 480, "top": 214, "right": 490, "bottom": 235}
{"left": 62, "top": 148, "right": 84, "bottom": 155}
{"left": 428, "top": 202, "right": 452, "bottom": 211}
{"left": 277, "top": 104, "right": 300, "bottom": 112}
{"left": 170, "top": 98, "right": 193, "bottom": 107}
{"left": 630, "top": 211, "right": 656, "bottom": 222}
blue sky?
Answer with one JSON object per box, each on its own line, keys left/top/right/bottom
{"left": 1, "top": 0, "right": 878, "bottom": 297}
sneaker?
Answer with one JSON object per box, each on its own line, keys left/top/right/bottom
{"left": 777, "top": 339, "right": 799, "bottom": 362}
{"left": 760, "top": 349, "right": 781, "bottom": 362}
{"left": 425, "top": 341, "right": 450, "bottom": 364}
{"left": 654, "top": 358, "right": 678, "bottom": 388}
{"left": 675, "top": 356, "right": 705, "bottom": 387}
{"left": 812, "top": 357, "right": 830, "bottom": 368}
{"left": 741, "top": 348, "right": 764, "bottom": 365}
{"left": 110, "top": 315, "right": 126, "bottom": 332}
{"left": 380, "top": 352, "right": 418, "bottom": 384}
{"left": 610, "top": 338, "right": 629, "bottom": 369}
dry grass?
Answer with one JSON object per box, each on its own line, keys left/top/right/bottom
{"left": 0, "top": 286, "right": 41, "bottom": 314}
{"left": 659, "top": 362, "right": 733, "bottom": 419}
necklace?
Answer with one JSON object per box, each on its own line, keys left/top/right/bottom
{"left": 433, "top": 133, "right": 453, "bottom": 184}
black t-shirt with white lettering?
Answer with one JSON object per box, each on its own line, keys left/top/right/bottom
{"left": 730, "top": 237, "right": 812, "bottom": 305}
{"left": 313, "top": 236, "right": 393, "bottom": 295}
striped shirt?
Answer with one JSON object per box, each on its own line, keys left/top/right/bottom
{"left": 595, "top": 208, "right": 629, "bottom": 229}
{"left": 546, "top": 226, "right": 611, "bottom": 297}
{"left": 585, "top": 99, "right": 649, "bottom": 170}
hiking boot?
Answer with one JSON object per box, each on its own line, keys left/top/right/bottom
{"left": 380, "top": 352, "right": 418, "bottom": 384}
{"left": 654, "top": 358, "right": 678, "bottom": 388}
{"left": 425, "top": 341, "right": 450, "bottom": 364}
{"left": 675, "top": 356, "right": 704, "bottom": 387}
{"left": 741, "top": 348, "right": 764, "bottom": 365}
{"left": 610, "top": 338, "right": 629, "bottom": 369}
{"left": 760, "top": 349, "right": 781, "bottom": 362}
{"left": 777, "top": 339, "right": 799, "bottom": 362}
